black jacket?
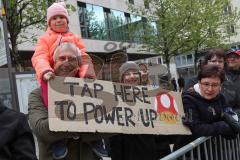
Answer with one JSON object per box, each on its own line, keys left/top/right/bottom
{"left": 182, "top": 91, "right": 236, "bottom": 138}
{"left": 0, "top": 105, "right": 37, "bottom": 160}
{"left": 184, "top": 71, "right": 240, "bottom": 112}
{"left": 110, "top": 134, "right": 161, "bottom": 160}
{"left": 224, "top": 69, "right": 240, "bottom": 112}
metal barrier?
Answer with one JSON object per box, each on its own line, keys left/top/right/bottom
{"left": 161, "top": 135, "right": 240, "bottom": 160}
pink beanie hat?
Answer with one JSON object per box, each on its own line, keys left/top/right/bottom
{"left": 47, "top": 2, "right": 69, "bottom": 25}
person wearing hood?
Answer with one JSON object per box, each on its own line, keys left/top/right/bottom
{"left": 182, "top": 64, "right": 238, "bottom": 138}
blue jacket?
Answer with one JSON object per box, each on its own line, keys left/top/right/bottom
{"left": 182, "top": 91, "right": 236, "bottom": 138}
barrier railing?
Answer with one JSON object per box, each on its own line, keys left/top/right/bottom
{"left": 161, "top": 135, "right": 240, "bottom": 160}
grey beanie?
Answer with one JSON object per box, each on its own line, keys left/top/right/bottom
{"left": 119, "top": 61, "right": 140, "bottom": 82}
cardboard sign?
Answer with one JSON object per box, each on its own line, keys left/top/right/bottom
{"left": 48, "top": 76, "right": 191, "bottom": 135}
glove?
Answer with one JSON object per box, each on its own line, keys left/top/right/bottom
{"left": 222, "top": 112, "right": 240, "bottom": 133}
{"left": 43, "top": 71, "right": 55, "bottom": 81}
{"left": 224, "top": 107, "right": 238, "bottom": 121}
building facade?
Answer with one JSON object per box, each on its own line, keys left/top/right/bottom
{"left": 17, "top": 0, "right": 177, "bottom": 85}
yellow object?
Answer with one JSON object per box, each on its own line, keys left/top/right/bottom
{"left": 1, "top": 7, "right": 5, "bottom": 16}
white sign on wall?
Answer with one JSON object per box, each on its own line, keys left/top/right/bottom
{"left": 15, "top": 73, "right": 39, "bottom": 114}
{"left": 0, "top": 20, "right": 7, "bottom": 66}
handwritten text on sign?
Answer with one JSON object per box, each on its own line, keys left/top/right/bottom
{"left": 48, "top": 76, "right": 190, "bottom": 135}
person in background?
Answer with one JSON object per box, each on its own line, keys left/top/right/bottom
{"left": 0, "top": 101, "right": 37, "bottom": 160}
{"left": 184, "top": 48, "right": 225, "bottom": 91}
{"left": 177, "top": 75, "right": 185, "bottom": 92}
{"left": 138, "top": 62, "right": 172, "bottom": 158}
{"left": 28, "top": 43, "right": 110, "bottom": 160}
{"left": 176, "top": 64, "right": 240, "bottom": 159}
{"left": 138, "top": 63, "right": 150, "bottom": 85}
{"left": 171, "top": 77, "right": 177, "bottom": 91}
{"left": 183, "top": 64, "right": 238, "bottom": 138}
{"left": 184, "top": 48, "right": 240, "bottom": 116}
{"left": 110, "top": 61, "right": 163, "bottom": 160}
{"left": 224, "top": 49, "right": 240, "bottom": 114}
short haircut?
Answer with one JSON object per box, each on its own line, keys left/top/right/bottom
{"left": 201, "top": 48, "right": 226, "bottom": 66}
{"left": 197, "top": 64, "right": 225, "bottom": 83}
{"left": 53, "top": 42, "right": 81, "bottom": 62}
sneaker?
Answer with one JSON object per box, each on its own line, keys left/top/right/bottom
{"left": 90, "top": 140, "right": 109, "bottom": 157}
{"left": 52, "top": 141, "right": 68, "bottom": 159}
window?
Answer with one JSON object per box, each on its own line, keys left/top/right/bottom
{"left": 144, "top": 1, "right": 149, "bottom": 9}
{"left": 78, "top": 2, "right": 108, "bottom": 40}
{"left": 224, "top": 5, "right": 232, "bottom": 14}
{"left": 187, "top": 54, "right": 193, "bottom": 64}
{"left": 231, "top": 46, "right": 237, "bottom": 50}
{"left": 109, "top": 10, "right": 127, "bottom": 41}
{"left": 129, "top": 0, "right": 134, "bottom": 4}
{"left": 78, "top": 2, "right": 141, "bottom": 42}
{"left": 158, "top": 57, "right": 162, "bottom": 64}
{"left": 181, "top": 55, "right": 187, "bottom": 65}
{"left": 227, "top": 25, "right": 235, "bottom": 34}
{"left": 175, "top": 56, "right": 181, "bottom": 66}
{"left": 129, "top": 15, "right": 143, "bottom": 43}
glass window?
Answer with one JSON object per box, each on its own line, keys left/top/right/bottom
{"left": 187, "top": 54, "right": 193, "bottom": 64}
{"left": 124, "top": 0, "right": 134, "bottom": 4}
{"left": 175, "top": 56, "right": 181, "bottom": 66}
{"left": 109, "top": 10, "right": 126, "bottom": 41}
{"left": 158, "top": 57, "right": 162, "bottom": 64}
{"left": 78, "top": 2, "right": 108, "bottom": 40}
{"left": 144, "top": 1, "right": 149, "bottom": 9}
{"left": 231, "top": 46, "right": 237, "bottom": 50}
{"left": 86, "top": 4, "right": 107, "bottom": 40}
{"left": 129, "top": 15, "right": 143, "bottom": 43}
{"left": 181, "top": 55, "right": 187, "bottom": 65}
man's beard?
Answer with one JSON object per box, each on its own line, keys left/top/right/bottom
{"left": 55, "top": 62, "right": 78, "bottom": 77}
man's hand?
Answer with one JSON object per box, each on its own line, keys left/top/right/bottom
{"left": 43, "top": 71, "right": 55, "bottom": 81}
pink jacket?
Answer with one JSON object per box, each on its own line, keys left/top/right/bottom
{"left": 32, "top": 28, "right": 96, "bottom": 83}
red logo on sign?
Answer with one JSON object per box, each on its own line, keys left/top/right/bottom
{"left": 155, "top": 92, "right": 178, "bottom": 115}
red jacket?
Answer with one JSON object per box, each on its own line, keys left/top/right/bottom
{"left": 32, "top": 28, "right": 96, "bottom": 83}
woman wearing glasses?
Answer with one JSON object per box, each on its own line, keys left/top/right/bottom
{"left": 182, "top": 64, "right": 239, "bottom": 138}
{"left": 185, "top": 48, "right": 240, "bottom": 116}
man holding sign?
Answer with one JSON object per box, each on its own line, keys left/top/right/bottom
{"left": 28, "top": 43, "right": 109, "bottom": 160}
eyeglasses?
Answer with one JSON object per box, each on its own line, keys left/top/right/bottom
{"left": 200, "top": 82, "right": 221, "bottom": 89}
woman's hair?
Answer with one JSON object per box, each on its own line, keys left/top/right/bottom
{"left": 138, "top": 63, "right": 150, "bottom": 85}
{"left": 197, "top": 64, "right": 225, "bottom": 83}
{"left": 53, "top": 42, "right": 81, "bottom": 62}
{"left": 138, "top": 63, "right": 148, "bottom": 71}
{"left": 200, "top": 48, "right": 226, "bottom": 67}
